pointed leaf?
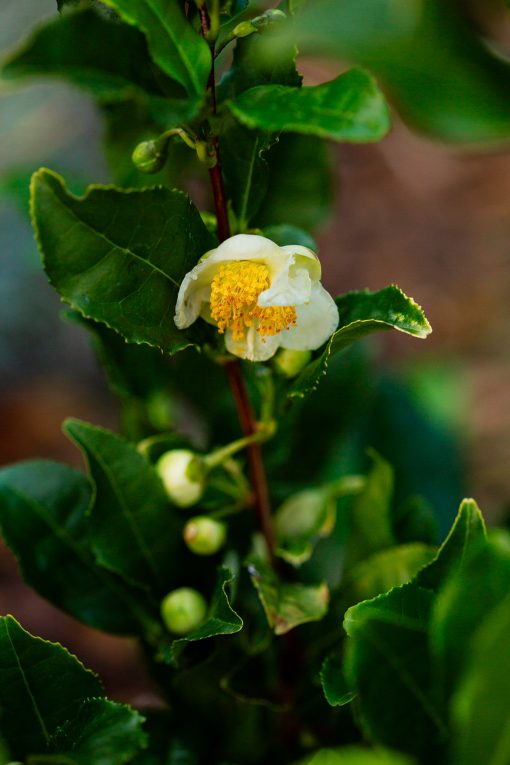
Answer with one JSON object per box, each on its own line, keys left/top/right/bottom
{"left": 431, "top": 530, "right": 510, "bottom": 704}
{"left": 47, "top": 698, "right": 147, "bottom": 765}
{"left": 160, "top": 567, "right": 243, "bottom": 666}
{"left": 64, "top": 418, "right": 180, "bottom": 594}
{"left": 0, "top": 460, "right": 144, "bottom": 635}
{"left": 290, "top": 286, "right": 431, "bottom": 397}
{"left": 0, "top": 616, "right": 102, "bottom": 759}
{"left": 414, "top": 498, "right": 486, "bottom": 592}
{"left": 344, "top": 586, "right": 447, "bottom": 760}
{"left": 1, "top": 8, "right": 191, "bottom": 112}
{"left": 101, "top": 0, "right": 211, "bottom": 96}
{"left": 298, "top": 748, "right": 414, "bottom": 765}
{"left": 30, "top": 169, "right": 214, "bottom": 355}
{"left": 248, "top": 558, "right": 329, "bottom": 635}
{"left": 228, "top": 69, "right": 390, "bottom": 142}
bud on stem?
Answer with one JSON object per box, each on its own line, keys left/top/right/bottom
{"left": 161, "top": 588, "right": 207, "bottom": 635}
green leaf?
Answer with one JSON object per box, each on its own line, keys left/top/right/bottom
{"left": 274, "top": 477, "right": 363, "bottom": 566}
{"left": 348, "top": 543, "right": 435, "bottom": 602}
{"left": 30, "top": 169, "right": 214, "bottom": 355}
{"left": 64, "top": 418, "right": 180, "bottom": 594}
{"left": 1, "top": 9, "right": 187, "bottom": 107}
{"left": 47, "top": 698, "right": 146, "bottom": 765}
{"left": 298, "top": 747, "right": 414, "bottom": 765}
{"left": 431, "top": 531, "right": 510, "bottom": 705}
{"left": 290, "top": 286, "right": 432, "bottom": 397}
{"left": 451, "top": 586, "right": 510, "bottom": 765}
{"left": 160, "top": 567, "right": 243, "bottom": 666}
{"left": 344, "top": 586, "right": 447, "bottom": 760}
{"left": 320, "top": 652, "right": 356, "bottom": 707}
{"left": 414, "top": 498, "right": 486, "bottom": 592}
{"left": 228, "top": 69, "right": 390, "bottom": 142}
{"left": 248, "top": 558, "right": 329, "bottom": 635}
{"left": 345, "top": 450, "right": 395, "bottom": 567}
{"left": 101, "top": 0, "right": 211, "bottom": 96}
{"left": 290, "top": 0, "right": 510, "bottom": 144}
{"left": 255, "top": 135, "right": 333, "bottom": 232}
{"left": 0, "top": 460, "right": 144, "bottom": 635}
{"left": 0, "top": 616, "right": 102, "bottom": 759}
{"left": 220, "top": 117, "right": 275, "bottom": 230}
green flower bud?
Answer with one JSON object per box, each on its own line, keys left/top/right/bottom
{"left": 273, "top": 348, "right": 312, "bottom": 378}
{"left": 251, "top": 9, "right": 287, "bottom": 30}
{"left": 183, "top": 516, "right": 226, "bottom": 556}
{"left": 156, "top": 449, "right": 206, "bottom": 508}
{"left": 232, "top": 20, "right": 257, "bottom": 38}
{"left": 161, "top": 588, "right": 207, "bottom": 635}
{"left": 132, "top": 139, "right": 167, "bottom": 174}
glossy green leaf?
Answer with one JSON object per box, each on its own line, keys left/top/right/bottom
{"left": 298, "top": 747, "right": 414, "bottom": 765}
{"left": 344, "top": 586, "right": 447, "bottom": 760}
{"left": 101, "top": 0, "right": 210, "bottom": 96}
{"left": 160, "top": 567, "right": 243, "bottom": 666}
{"left": 46, "top": 698, "right": 147, "bottom": 765}
{"left": 348, "top": 543, "right": 435, "bottom": 602}
{"left": 414, "top": 498, "right": 486, "bottom": 592}
{"left": 290, "top": 286, "right": 432, "bottom": 397}
{"left": 220, "top": 117, "right": 275, "bottom": 230}
{"left": 345, "top": 450, "right": 395, "bottom": 567}
{"left": 431, "top": 531, "right": 510, "bottom": 704}
{"left": 30, "top": 169, "right": 214, "bottom": 355}
{"left": 1, "top": 8, "right": 186, "bottom": 108}
{"left": 451, "top": 588, "right": 510, "bottom": 765}
{"left": 255, "top": 135, "right": 333, "bottom": 232}
{"left": 64, "top": 418, "right": 180, "bottom": 594}
{"left": 290, "top": 0, "right": 510, "bottom": 144}
{"left": 0, "top": 616, "right": 102, "bottom": 759}
{"left": 0, "top": 460, "right": 145, "bottom": 635}
{"left": 320, "top": 652, "right": 356, "bottom": 708}
{"left": 228, "top": 69, "right": 390, "bottom": 142}
{"left": 248, "top": 558, "right": 329, "bottom": 635}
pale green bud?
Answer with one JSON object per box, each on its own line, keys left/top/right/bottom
{"left": 161, "top": 588, "right": 207, "bottom": 635}
{"left": 273, "top": 348, "right": 312, "bottom": 378}
{"left": 251, "top": 9, "right": 287, "bottom": 29}
{"left": 156, "top": 449, "right": 206, "bottom": 508}
{"left": 131, "top": 139, "right": 167, "bottom": 174}
{"left": 232, "top": 20, "right": 257, "bottom": 38}
{"left": 183, "top": 516, "right": 226, "bottom": 556}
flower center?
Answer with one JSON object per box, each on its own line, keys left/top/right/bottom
{"left": 210, "top": 261, "right": 297, "bottom": 342}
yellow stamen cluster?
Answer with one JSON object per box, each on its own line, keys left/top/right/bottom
{"left": 210, "top": 261, "right": 297, "bottom": 342}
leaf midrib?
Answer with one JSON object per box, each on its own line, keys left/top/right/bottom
{"left": 4, "top": 618, "right": 51, "bottom": 746}
{"left": 42, "top": 180, "right": 180, "bottom": 288}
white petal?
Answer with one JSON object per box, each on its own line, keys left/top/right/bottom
{"left": 258, "top": 263, "right": 312, "bottom": 307}
{"left": 280, "top": 245, "right": 322, "bottom": 281}
{"left": 279, "top": 283, "right": 339, "bottom": 351}
{"left": 225, "top": 325, "right": 280, "bottom": 362}
{"left": 174, "top": 259, "right": 219, "bottom": 328}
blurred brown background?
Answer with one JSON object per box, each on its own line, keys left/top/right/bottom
{"left": 1, "top": 0, "right": 509, "bottom": 700}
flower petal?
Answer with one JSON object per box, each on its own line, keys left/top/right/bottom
{"left": 279, "top": 283, "right": 339, "bottom": 351}
{"left": 225, "top": 325, "right": 280, "bottom": 362}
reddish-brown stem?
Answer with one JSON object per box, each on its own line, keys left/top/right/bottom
{"left": 225, "top": 361, "right": 276, "bottom": 561}
{"left": 198, "top": 1, "right": 276, "bottom": 561}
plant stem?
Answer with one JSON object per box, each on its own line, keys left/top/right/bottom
{"left": 199, "top": 1, "right": 277, "bottom": 562}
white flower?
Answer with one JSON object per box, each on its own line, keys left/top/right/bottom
{"left": 174, "top": 234, "right": 339, "bottom": 362}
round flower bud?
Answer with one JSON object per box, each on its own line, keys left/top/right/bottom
{"left": 273, "top": 348, "right": 312, "bottom": 378}
{"left": 156, "top": 449, "right": 205, "bottom": 508}
{"left": 232, "top": 20, "right": 257, "bottom": 38}
{"left": 161, "top": 588, "right": 207, "bottom": 635}
{"left": 132, "top": 139, "right": 167, "bottom": 174}
{"left": 183, "top": 516, "right": 226, "bottom": 556}
{"left": 251, "top": 9, "right": 287, "bottom": 29}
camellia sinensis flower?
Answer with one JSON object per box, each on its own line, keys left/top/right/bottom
{"left": 174, "top": 234, "right": 339, "bottom": 362}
